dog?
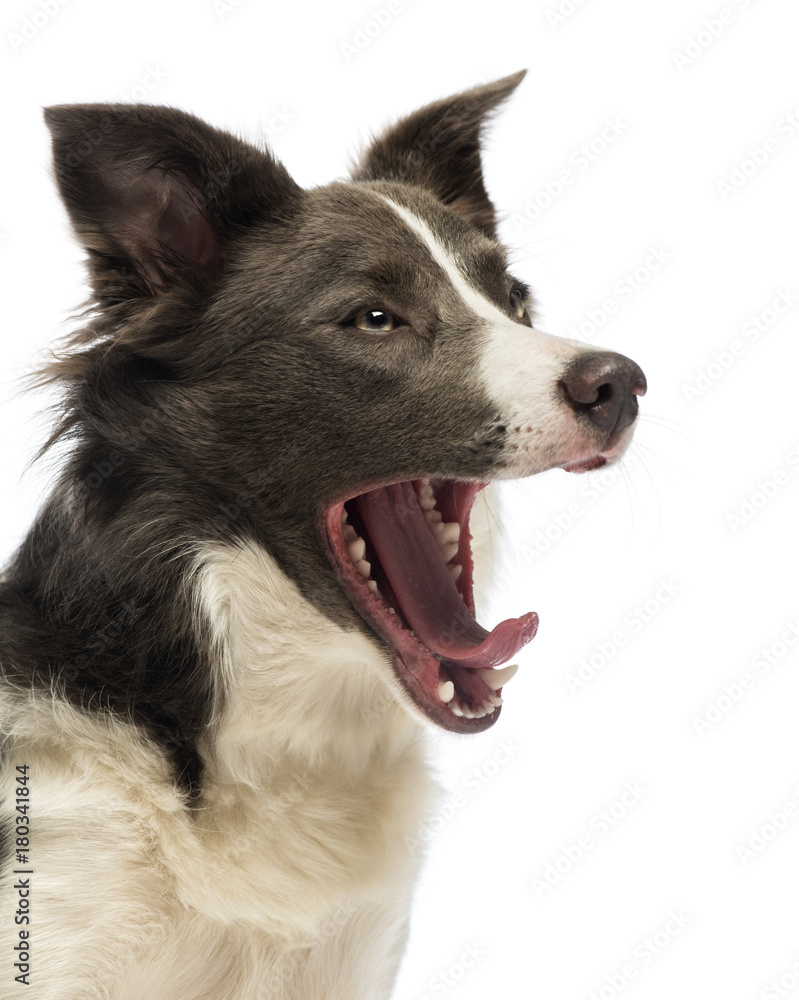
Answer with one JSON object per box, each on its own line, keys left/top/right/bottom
{"left": 0, "top": 71, "right": 645, "bottom": 998}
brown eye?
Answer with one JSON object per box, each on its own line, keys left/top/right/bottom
{"left": 353, "top": 308, "right": 396, "bottom": 333}
{"left": 510, "top": 289, "right": 526, "bottom": 321}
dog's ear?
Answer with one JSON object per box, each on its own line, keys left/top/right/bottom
{"left": 44, "top": 104, "right": 301, "bottom": 301}
{"left": 352, "top": 71, "right": 526, "bottom": 238}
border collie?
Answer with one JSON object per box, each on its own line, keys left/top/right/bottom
{"left": 0, "top": 72, "right": 645, "bottom": 998}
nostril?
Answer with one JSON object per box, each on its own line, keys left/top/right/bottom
{"left": 561, "top": 352, "right": 645, "bottom": 435}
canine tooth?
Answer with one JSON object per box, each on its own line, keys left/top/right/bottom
{"left": 343, "top": 524, "right": 358, "bottom": 542}
{"left": 347, "top": 537, "right": 366, "bottom": 563}
{"left": 440, "top": 541, "right": 459, "bottom": 564}
{"left": 437, "top": 679, "right": 455, "bottom": 704}
{"left": 424, "top": 509, "right": 443, "bottom": 525}
{"left": 448, "top": 563, "right": 462, "bottom": 583}
{"left": 477, "top": 664, "right": 518, "bottom": 691}
{"left": 355, "top": 559, "right": 371, "bottom": 579}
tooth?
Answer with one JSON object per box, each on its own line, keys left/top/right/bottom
{"left": 484, "top": 702, "right": 496, "bottom": 714}
{"left": 436, "top": 522, "right": 460, "bottom": 545}
{"left": 425, "top": 509, "right": 443, "bottom": 525}
{"left": 477, "top": 664, "right": 518, "bottom": 691}
{"left": 487, "top": 694, "right": 503, "bottom": 707}
{"left": 341, "top": 508, "right": 348, "bottom": 523}
{"left": 343, "top": 524, "right": 358, "bottom": 542}
{"left": 347, "top": 537, "right": 366, "bottom": 562}
{"left": 448, "top": 563, "right": 462, "bottom": 583}
{"left": 437, "top": 679, "right": 455, "bottom": 704}
{"left": 388, "top": 607, "right": 396, "bottom": 615}
{"left": 355, "top": 559, "right": 371, "bottom": 579}
{"left": 367, "top": 580, "right": 379, "bottom": 595}
{"left": 440, "top": 541, "right": 459, "bottom": 564}
{"left": 451, "top": 702, "right": 463, "bottom": 717}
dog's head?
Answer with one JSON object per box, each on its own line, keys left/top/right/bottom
{"left": 45, "top": 72, "right": 644, "bottom": 737}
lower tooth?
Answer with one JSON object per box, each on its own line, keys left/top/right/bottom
{"left": 367, "top": 580, "right": 379, "bottom": 595}
{"left": 437, "top": 679, "right": 455, "bottom": 704}
{"left": 487, "top": 694, "right": 503, "bottom": 708}
{"left": 355, "top": 559, "right": 371, "bottom": 579}
{"left": 451, "top": 703, "right": 464, "bottom": 718}
{"left": 476, "top": 663, "right": 518, "bottom": 691}
{"left": 448, "top": 563, "right": 462, "bottom": 583}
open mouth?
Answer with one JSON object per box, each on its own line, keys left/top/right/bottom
{"left": 324, "top": 479, "right": 538, "bottom": 733}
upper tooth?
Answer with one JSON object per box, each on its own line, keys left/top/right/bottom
{"left": 476, "top": 663, "right": 519, "bottom": 691}
{"left": 347, "top": 538, "right": 366, "bottom": 563}
{"left": 440, "top": 541, "right": 459, "bottom": 564}
{"left": 419, "top": 496, "right": 437, "bottom": 510}
{"left": 437, "top": 679, "right": 455, "bottom": 704}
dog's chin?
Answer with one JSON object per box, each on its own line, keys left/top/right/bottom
{"left": 561, "top": 423, "right": 637, "bottom": 474}
{"left": 323, "top": 479, "right": 538, "bottom": 734}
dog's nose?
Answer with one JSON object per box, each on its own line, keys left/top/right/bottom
{"left": 560, "top": 352, "right": 647, "bottom": 437}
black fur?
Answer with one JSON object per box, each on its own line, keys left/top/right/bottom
{"left": 0, "top": 73, "right": 528, "bottom": 795}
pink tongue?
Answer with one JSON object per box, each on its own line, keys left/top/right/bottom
{"left": 354, "top": 482, "right": 538, "bottom": 669}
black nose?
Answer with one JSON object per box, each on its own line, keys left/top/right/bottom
{"left": 560, "top": 352, "right": 647, "bottom": 437}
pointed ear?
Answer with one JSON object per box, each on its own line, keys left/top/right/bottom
{"left": 44, "top": 104, "right": 301, "bottom": 301}
{"left": 352, "top": 71, "right": 526, "bottom": 238}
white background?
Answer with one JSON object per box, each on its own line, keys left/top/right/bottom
{"left": 1, "top": 1, "right": 798, "bottom": 998}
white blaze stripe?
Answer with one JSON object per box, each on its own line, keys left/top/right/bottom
{"left": 377, "top": 195, "right": 513, "bottom": 327}
{"left": 377, "top": 195, "right": 589, "bottom": 476}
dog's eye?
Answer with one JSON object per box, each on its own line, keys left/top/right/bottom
{"left": 510, "top": 289, "right": 526, "bottom": 321}
{"left": 352, "top": 309, "right": 396, "bottom": 333}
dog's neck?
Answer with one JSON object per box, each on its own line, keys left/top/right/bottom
{"left": 191, "top": 539, "right": 426, "bottom": 788}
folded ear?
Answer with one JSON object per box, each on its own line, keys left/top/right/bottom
{"left": 44, "top": 104, "right": 301, "bottom": 301}
{"left": 352, "top": 71, "right": 526, "bottom": 238}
